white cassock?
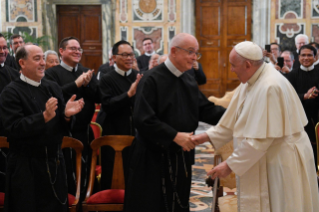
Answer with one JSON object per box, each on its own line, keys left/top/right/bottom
{"left": 206, "top": 62, "right": 319, "bottom": 212}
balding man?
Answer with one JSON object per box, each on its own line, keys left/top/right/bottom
{"left": 124, "top": 33, "right": 225, "bottom": 212}
{"left": 192, "top": 41, "right": 319, "bottom": 211}
{"left": 274, "top": 50, "right": 294, "bottom": 74}
{"left": 293, "top": 34, "right": 309, "bottom": 70}
{"left": 0, "top": 44, "right": 84, "bottom": 211}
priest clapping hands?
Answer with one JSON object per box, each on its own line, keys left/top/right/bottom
{"left": 127, "top": 73, "right": 143, "bottom": 97}
{"left": 43, "top": 97, "right": 59, "bottom": 123}
{"left": 43, "top": 94, "right": 84, "bottom": 123}
{"left": 64, "top": 94, "right": 85, "bottom": 120}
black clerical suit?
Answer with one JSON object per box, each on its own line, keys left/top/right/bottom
{"left": 45, "top": 64, "right": 100, "bottom": 199}
{"left": 124, "top": 62, "right": 225, "bottom": 212}
{"left": 286, "top": 65, "right": 319, "bottom": 169}
{"left": 136, "top": 54, "right": 151, "bottom": 71}
{"left": 0, "top": 77, "right": 69, "bottom": 212}
{"left": 4, "top": 54, "right": 19, "bottom": 70}
{"left": 292, "top": 50, "right": 300, "bottom": 70}
{"left": 99, "top": 67, "right": 138, "bottom": 189}
{"left": 185, "top": 62, "right": 207, "bottom": 85}
{"left": 96, "top": 65, "right": 115, "bottom": 127}
{"left": 96, "top": 62, "right": 113, "bottom": 80}
{"left": 0, "top": 64, "right": 19, "bottom": 193}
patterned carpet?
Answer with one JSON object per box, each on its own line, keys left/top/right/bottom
{"left": 190, "top": 141, "right": 215, "bottom": 211}
{"left": 190, "top": 122, "right": 215, "bottom": 212}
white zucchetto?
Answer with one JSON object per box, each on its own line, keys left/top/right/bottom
{"left": 234, "top": 41, "right": 263, "bottom": 61}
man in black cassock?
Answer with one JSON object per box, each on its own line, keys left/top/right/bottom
{"left": 136, "top": 38, "right": 156, "bottom": 71}
{"left": 185, "top": 61, "right": 206, "bottom": 85}
{"left": 0, "top": 44, "right": 84, "bottom": 212}
{"left": 124, "top": 33, "right": 225, "bottom": 212}
{"left": 96, "top": 48, "right": 114, "bottom": 80}
{"left": 286, "top": 44, "right": 319, "bottom": 169}
{"left": 45, "top": 36, "right": 100, "bottom": 200}
{"left": 292, "top": 34, "right": 309, "bottom": 70}
{"left": 0, "top": 35, "right": 20, "bottom": 193}
{"left": 4, "top": 34, "right": 25, "bottom": 70}
{"left": 99, "top": 40, "right": 142, "bottom": 189}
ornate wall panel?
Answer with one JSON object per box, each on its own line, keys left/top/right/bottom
{"left": 133, "top": 27, "right": 163, "bottom": 55}
{"left": 271, "top": 0, "right": 319, "bottom": 51}
{"left": 7, "top": 0, "right": 37, "bottom": 22}
{"left": 116, "top": 0, "right": 181, "bottom": 56}
{"left": 1, "top": 0, "right": 42, "bottom": 41}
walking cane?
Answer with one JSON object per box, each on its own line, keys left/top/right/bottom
{"left": 206, "top": 156, "right": 222, "bottom": 212}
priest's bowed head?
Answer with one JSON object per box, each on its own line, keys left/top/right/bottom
{"left": 230, "top": 41, "right": 264, "bottom": 83}
{"left": 191, "top": 41, "right": 319, "bottom": 211}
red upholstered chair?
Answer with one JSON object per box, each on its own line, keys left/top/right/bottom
{"left": 91, "top": 104, "right": 100, "bottom": 122}
{"left": 90, "top": 122, "right": 103, "bottom": 182}
{"left": 61, "top": 136, "right": 83, "bottom": 212}
{"left": 95, "top": 104, "right": 101, "bottom": 110}
{"left": 315, "top": 123, "right": 319, "bottom": 180}
{"left": 0, "top": 137, "right": 8, "bottom": 212}
{"left": 82, "top": 135, "right": 134, "bottom": 212}
{"left": 90, "top": 122, "right": 102, "bottom": 139}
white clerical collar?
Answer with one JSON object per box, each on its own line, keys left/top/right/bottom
{"left": 114, "top": 63, "right": 132, "bottom": 76}
{"left": 247, "top": 63, "right": 266, "bottom": 86}
{"left": 0, "top": 63, "right": 4, "bottom": 67}
{"left": 314, "top": 59, "right": 319, "bottom": 66}
{"left": 145, "top": 51, "right": 155, "bottom": 57}
{"left": 300, "top": 64, "right": 314, "bottom": 72}
{"left": 296, "top": 50, "right": 299, "bottom": 54}
{"left": 164, "top": 58, "right": 183, "bottom": 77}
{"left": 20, "top": 73, "right": 41, "bottom": 87}
{"left": 60, "top": 61, "right": 78, "bottom": 72}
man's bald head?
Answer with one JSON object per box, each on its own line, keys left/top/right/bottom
{"left": 168, "top": 33, "right": 199, "bottom": 72}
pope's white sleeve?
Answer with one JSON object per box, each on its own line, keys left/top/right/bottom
{"left": 205, "top": 125, "right": 233, "bottom": 150}
{"left": 226, "top": 137, "right": 274, "bottom": 176}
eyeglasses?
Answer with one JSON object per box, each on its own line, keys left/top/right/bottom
{"left": 116, "top": 53, "right": 135, "bottom": 59}
{"left": 66, "top": 47, "right": 83, "bottom": 53}
{"left": 143, "top": 42, "right": 152, "bottom": 46}
{"left": 0, "top": 46, "right": 8, "bottom": 51}
{"left": 175, "top": 46, "right": 201, "bottom": 60}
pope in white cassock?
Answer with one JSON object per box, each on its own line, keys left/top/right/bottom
{"left": 192, "top": 41, "right": 319, "bottom": 212}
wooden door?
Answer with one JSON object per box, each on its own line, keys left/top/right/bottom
{"left": 196, "top": 0, "right": 251, "bottom": 97}
{"left": 57, "top": 5, "right": 102, "bottom": 73}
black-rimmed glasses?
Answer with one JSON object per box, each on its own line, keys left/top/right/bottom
{"left": 66, "top": 47, "right": 83, "bottom": 53}
{"left": 115, "top": 53, "right": 135, "bottom": 59}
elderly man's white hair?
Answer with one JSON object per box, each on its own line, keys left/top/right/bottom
{"left": 168, "top": 33, "right": 196, "bottom": 54}
{"left": 295, "top": 34, "right": 309, "bottom": 44}
{"left": 44, "top": 50, "right": 58, "bottom": 61}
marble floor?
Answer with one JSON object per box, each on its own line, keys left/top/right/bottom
{"left": 190, "top": 122, "right": 237, "bottom": 212}
{"left": 190, "top": 122, "right": 215, "bottom": 211}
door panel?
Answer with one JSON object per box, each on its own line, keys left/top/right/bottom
{"left": 196, "top": 0, "right": 251, "bottom": 97}
{"left": 227, "top": 6, "right": 247, "bottom": 35}
{"left": 57, "top": 5, "right": 102, "bottom": 73}
{"left": 200, "top": 6, "right": 220, "bottom": 36}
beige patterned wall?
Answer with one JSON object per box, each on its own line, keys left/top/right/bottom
{"left": 1, "top": 0, "right": 43, "bottom": 38}
{"left": 270, "top": 0, "right": 319, "bottom": 51}
{"left": 115, "top": 0, "right": 181, "bottom": 56}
